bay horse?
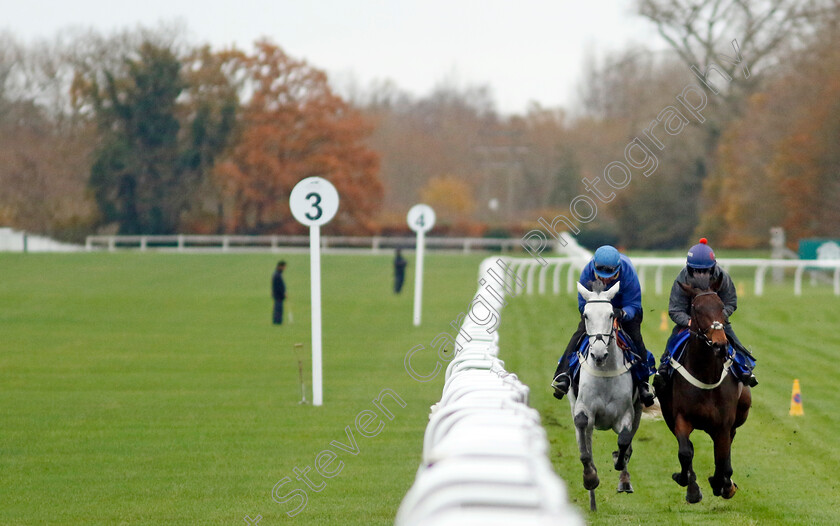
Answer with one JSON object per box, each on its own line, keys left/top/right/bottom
{"left": 657, "top": 278, "right": 752, "bottom": 503}
{"left": 568, "top": 281, "right": 642, "bottom": 511}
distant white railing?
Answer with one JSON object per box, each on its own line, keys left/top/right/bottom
{"left": 505, "top": 257, "right": 840, "bottom": 297}
{"left": 0, "top": 227, "right": 83, "bottom": 252}
{"left": 84, "top": 234, "right": 545, "bottom": 254}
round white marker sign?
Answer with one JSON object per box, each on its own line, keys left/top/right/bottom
{"left": 290, "top": 177, "right": 339, "bottom": 226}
{"left": 407, "top": 204, "right": 435, "bottom": 233}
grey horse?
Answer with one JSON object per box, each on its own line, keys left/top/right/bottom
{"left": 567, "top": 281, "right": 642, "bottom": 511}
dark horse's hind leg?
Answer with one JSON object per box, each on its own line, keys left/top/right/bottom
{"left": 708, "top": 429, "right": 738, "bottom": 499}
{"left": 672, "top": 415, "right": 702, "bottom": 503}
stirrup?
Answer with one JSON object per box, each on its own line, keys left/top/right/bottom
{"left": 551, "top": 374, "right": 570, "bottom": 399}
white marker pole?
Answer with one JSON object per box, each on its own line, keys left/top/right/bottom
{"left": 290, "top": 177, "right": 339, "bottom": 407}
{"left": 309, "top": 224, "right": 323, "bottom": 406}
{"left": 407, "top": 204, "right": 435, "bottom": 327}
{"left": 413, "top": 228, "right": 425, "bottom": 326}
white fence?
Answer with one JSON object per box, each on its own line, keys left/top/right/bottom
{"left": 0, "top": 228, "right": 83, "bottom": 252}
{"left": 84, "top": 234, "right": 840, "bottom": 296}
{"left": 395, "top": 257, "right": 582, "bottom": 526}
{"left": 84, "top": 234, "right": 539, "bottom": 254}
{"left": 507, "top": 257, "right": 840, "bottom": 297}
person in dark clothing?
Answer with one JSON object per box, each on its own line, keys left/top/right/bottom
{"left": 272, "top": 260, "right": 287, "bottom": 325}
{"left": 393, "top": 249, "right": 407, "bottom": 294}
{"left": 652, "top": 238, "right": 757, "bottom": 392}
{"left": 551, "top": 245, "right": 656, "bottom": 407}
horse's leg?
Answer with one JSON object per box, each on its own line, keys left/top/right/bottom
{"left": 735, "top": 385, "right": 751, "bottom": 429}
{"left": 614, "top": 444, "right": 634, "bottom": 493}
{"left": 613, "top": 426, "right": 633, "bottom": 471}
{"left": 613, "top": 411, "right": 635, "bottom": 493}
{"left": 672, "top": 414, "right": 702, "bottom": 503}
{"left": 709, "top": 429, "right": 738, "bottom": 499}
{"left": 574, "top": 411, "right": 599, "bottom": 490}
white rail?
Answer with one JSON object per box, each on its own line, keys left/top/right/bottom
{"left": 84, "top": 234, "right": 550, "bottom": 254}
{"left": 395, "top": 257, "right": 582, "bottom": 526}
{"left": 507, "top": 257, "right": 840, "bottom": 297}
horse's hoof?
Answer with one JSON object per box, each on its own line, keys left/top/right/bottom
{"left": 709, "top": 476, "right": 722, "bottom": 496}
{"left": 672, "top": 472, "right": 688, "bottom": 487}
{"left": 686, "top": 486, "right": 703, "bottom": 504}
{"left": 617, "top": 481, "right": 634, "bottom": 493}
{"left": 584, "top": 473, "right": 600, "bottom": 491}
{"left": 723, "top": 482, "right": 738, "bottom": 499}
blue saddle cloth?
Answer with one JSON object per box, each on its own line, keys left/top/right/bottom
{"left": 665, "top": 329, "right": 756, "bottom": 377}
{"left": 569, "top": 329, "right": 655, "bottom": 381}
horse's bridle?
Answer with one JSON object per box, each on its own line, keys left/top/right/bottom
{"left": 584, "top": 299, "right": 615, "bottom": 345}
{"left": 690, "top": 292, "right": 727, "bottom": 348}
{"left": 578, "top": 298, "right": 634, "bottom": 377}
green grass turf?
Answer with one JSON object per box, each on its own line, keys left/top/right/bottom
{"left": 1, "top": 252, "right": 838, "bottom": 525}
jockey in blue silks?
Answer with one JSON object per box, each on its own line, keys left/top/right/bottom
{"left": 652, "top": 238, "right": 758, "bottom": 393}
{"left": 552, "top": 245, "right": 656, "bottom": 407}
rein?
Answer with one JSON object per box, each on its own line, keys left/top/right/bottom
{"left": 578, "top": 301, "right": 631, "bottom": 378}
{"left": 673, "top": 291, "right": 732, "bottom": 389}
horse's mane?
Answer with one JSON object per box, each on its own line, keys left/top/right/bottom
{"left": 688, "top": 273, "right": 711, "bottom": 291}
{"left": 590, "top": 280, "right": 606, "bottom": 294}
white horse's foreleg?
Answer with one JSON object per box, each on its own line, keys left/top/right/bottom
{"left": 574, "top": 409, "right": 599, "bottom": 491}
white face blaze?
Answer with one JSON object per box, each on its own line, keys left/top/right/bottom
{"left": 577, "top": 282, "right": 621, "bottom": 363}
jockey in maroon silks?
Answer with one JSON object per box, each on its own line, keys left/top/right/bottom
{"left": 652, "top": 238, "right": 757, "bottom": 393}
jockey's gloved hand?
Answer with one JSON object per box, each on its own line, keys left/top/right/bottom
{"left": 613, "top": 308, "right": 626, "bottom": 321}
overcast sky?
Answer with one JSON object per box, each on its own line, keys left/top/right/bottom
{"left": 4, "top": 0, "right": 666, "bottom": 114}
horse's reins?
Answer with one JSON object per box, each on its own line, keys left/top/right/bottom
{"left": 577, "top": 299, "right": 633, "bottom": 378}
{"left": 672, "top": 291, "right": 733, "bottom": 389}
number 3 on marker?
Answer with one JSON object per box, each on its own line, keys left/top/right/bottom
{"left": 290, "top": 177, "right": 338, "bottom": 227}
{"left": 305, "top": 192, "right": 323, "bottom": 221}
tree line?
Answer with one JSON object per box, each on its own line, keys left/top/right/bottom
{"left": 1, "top": 0, "right": 837, "bottom": 248}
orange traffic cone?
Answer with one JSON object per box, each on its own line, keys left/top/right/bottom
{"left": 790, "top": 379, "right": 804, "bottom": 416}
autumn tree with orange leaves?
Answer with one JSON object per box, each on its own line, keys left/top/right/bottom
{"left": 215, "top": 40, "right": 381, "bottom": 234}
{"left": 707, "top": 13, "right": 840, "bottom": 246}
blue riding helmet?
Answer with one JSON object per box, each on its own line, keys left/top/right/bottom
{"left": 593, "top": 245, "right": 621, "bottom": 278}
{"left": 687, "top": 238, "right": 716, "bottom": 269}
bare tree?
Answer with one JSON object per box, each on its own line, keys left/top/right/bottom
{"left": 637, "top": 0, "right": 832, "bottom": 104}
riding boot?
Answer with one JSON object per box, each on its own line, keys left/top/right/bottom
{"left": 636, "top": 380, "right": 655, "bottom": 407}
{"left": 552, "top": 373, "right": 571, "bottom": 399}
{"left": 741, "top": 371, "right": 758, "bottom": 387}
{"left": 651, "top": 351, "right": 671, "bottom": 394}
{"left": 656, "top": 350, "right": 672, "bottom": 377}
{"left": 652, "top": 372, "right": 666, "bottom": 395}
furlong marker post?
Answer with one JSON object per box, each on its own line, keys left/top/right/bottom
{"left": 290, "top": 177, "right": 339, "bottom": 406}
{"left": 407, "top": 204, "right": 435, "bottom": 327}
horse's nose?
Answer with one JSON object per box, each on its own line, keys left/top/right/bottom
{"left": 595, "top": 352, "right": 608, "bottom": 365}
